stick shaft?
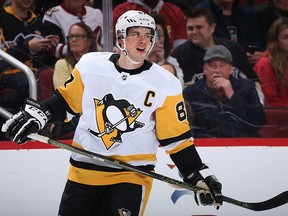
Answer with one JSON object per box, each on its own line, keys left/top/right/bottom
{"left": 28, "top": 133, "right": 198, "bottom": 191}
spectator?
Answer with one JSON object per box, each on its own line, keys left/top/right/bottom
{"left": 254, "top": 0, "right": 288, "bottom": 48}
{"left": 183, "top": 45, "right": 266, "bottom": 137}
{"left": 2, "top": 10, "right": 223, "bottom": 215}
{"left": 171, "top": 9, "right": 260, "bottom": 93}
{"left": 42, "top": 0, "right": 103, "bottom": 58}
{"left": 0, "top": 0, "right": 59, "bottom": 111}
{"left": 113, "top": 0, "right": 187, "bottom": 49}
{"left": 253, "top": 17, "right": 288, "bottom": 107}
{"left": 53, "top": 22, "right": 97, "bottom": 88}
{"left": 147, "top": 13, "right": 184, "bottom": 87}
{"left": 50, "top": 22, "right": 97, "bottom": 138}
{"left": 195, "top": 0, "right": 263, "bottom": 65}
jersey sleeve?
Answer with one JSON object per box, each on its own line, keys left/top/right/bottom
{"left": 155, "top": 92, "right": 193, "bottom": 154}
{"left": 57, "top": 66, "right": 84, "bottom": 114}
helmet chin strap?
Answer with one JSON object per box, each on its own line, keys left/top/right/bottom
{"left": 119, "top": 39, "right": 155, "bottom": 65}
{"left": 124, "top": 51, "right": 143, "bottom": 65}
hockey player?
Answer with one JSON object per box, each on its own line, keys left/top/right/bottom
{"left": 1, "top": 10, "right": 222, "bottom": 216}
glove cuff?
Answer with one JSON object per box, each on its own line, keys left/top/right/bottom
{"left": 184, "top": 163, "right": 208, "bottom": 184}
{"left": 24, "top": 98, "right": 52, "bottom": 128}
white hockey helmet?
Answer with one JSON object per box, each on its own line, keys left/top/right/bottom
{"left": 115, "top": 10, "right": 156, "bottom": 40}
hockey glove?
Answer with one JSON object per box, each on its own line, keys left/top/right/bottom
{"left": 1, "top": 98, "right": 51, "bottom": 144}
{"left": 184, "top": 163, "right": 223, "bottom": 209}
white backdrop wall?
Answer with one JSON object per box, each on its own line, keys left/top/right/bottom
{"left": 0, "top": 146, "right": 288, "bottom": 216}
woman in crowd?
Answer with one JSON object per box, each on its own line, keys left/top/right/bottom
{"left": 254, "top": 17, "right": 288, "bottom": 107}
{"left": 52, "top": 22, "right": 97, "bottom": 138}
{"left": 53, "top": 22, "right": 97, "bottom": 88}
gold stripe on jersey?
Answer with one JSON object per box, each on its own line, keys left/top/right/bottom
{"left": 71, "top": 141, "right": 157, "bottom": 164}
{"left": 165, "top": 138, "right": 194, "bottom": 155}
{"left": 57, "top": 68, "right": 84, "bottom": 114}
{"left": 140, "top": 186, "right": 151, "bottom": 216}
{"left": 67, "top": 165, "right": 153, "bottom": 188}
{"left": 155, "top": 93, "right": 191, "bottom": 141}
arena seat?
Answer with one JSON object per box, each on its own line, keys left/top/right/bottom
{"left": 259, "top": 107, "right": 288, "bottom": 138}
{"left": 36, "top": 67, "right": 55, "bottom": 101}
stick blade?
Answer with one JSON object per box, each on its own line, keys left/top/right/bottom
{"left": 223, "top": 191, "right": 288, "bottom": 211}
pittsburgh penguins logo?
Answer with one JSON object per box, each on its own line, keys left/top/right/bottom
{"left": 88, "top": 94, "right": 144, "bottom": 150}
{"left": 118, "top": 208, "right": 131, "bottom": 216}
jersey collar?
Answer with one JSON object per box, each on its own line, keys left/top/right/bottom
{"left": 109, "top": 54, "right": 152, "bottom": 75}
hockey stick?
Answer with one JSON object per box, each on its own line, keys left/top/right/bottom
{"left": 87, "top": 113, "right": 132, "bottom": 137}
{"left": 1, "top": 107, "right": 288, "bottom": 211}
{"left": 19, "top": 133, "right": 288, "bottom": 211}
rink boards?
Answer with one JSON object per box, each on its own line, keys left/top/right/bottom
{"left": 0, "top": 138, "right": 287, "bottom": 216}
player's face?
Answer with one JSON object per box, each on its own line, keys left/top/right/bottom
{"left": 277, "top": 27, "right": 288, "bottom": 54}
{"left": 203, "top": 58, "right": 232, "bottom": 84}
{"left": 125, "top": 27, "right": 154, "bottom": 62}
{"left": 186, "top": 16, "right": 215, "bottom": 48}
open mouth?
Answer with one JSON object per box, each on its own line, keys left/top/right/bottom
{"left": 136, "top": 47, "right": 146, "bottom": 52}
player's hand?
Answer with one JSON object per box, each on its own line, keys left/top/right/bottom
{"left": 184, "top": 164, "right": 223, "bottom": 209}
{"left": 1, "top": 98, "right": 51, "bottom": 144}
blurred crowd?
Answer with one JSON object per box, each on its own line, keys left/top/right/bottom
{"left": 1, "top": 0, "right": 288, "bottom": 140}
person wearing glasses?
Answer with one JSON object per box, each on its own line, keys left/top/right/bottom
{"left": 183, "top": 45, "right": 266, "bottom": 138}
{"left": 47, "top": 22, "right": 97, "bottom": 139}
{"left": 53, "top": 22, "right": 97, "bottom": 89}
{"left": 2, "top": 10, "right": 223, "bottom": 215}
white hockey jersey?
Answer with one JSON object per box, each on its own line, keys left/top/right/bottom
{"left": 57, "top": 52, "right": 193, "bottom": 187}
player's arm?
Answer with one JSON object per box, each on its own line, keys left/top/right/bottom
{"left": 156, "top": 94, "right": 222, "bottom": 208}
{"left": 169, "top": 144, "right": 223, "bottom": 208}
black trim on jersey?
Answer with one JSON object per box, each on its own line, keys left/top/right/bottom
{"left": 159, "top": 130, "right": 192, "bottom": 147}
{"left": 109, "top": 54, "right": 153, "bottom": 75}
{"left": 42, "top": 90, "right": 76, "bottom": 122}
{"left": 70, "top": 157, "right": 155, "bottom": 172}
{"left": 170, "top": 144, "right": 203, "bottom": 178}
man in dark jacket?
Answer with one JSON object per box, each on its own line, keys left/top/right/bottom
{"left": 171, "top": 8, "right": 259, "bottom": 85}
{"left": 183, "top": 45, "right": 266, "bottom": 138}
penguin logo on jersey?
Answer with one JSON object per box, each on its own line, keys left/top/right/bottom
{"left": 118, "top": 208, "right": 131, "bottom": 216}
{"left": 88, "top": 94, "right": 144, "bottom": 150}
